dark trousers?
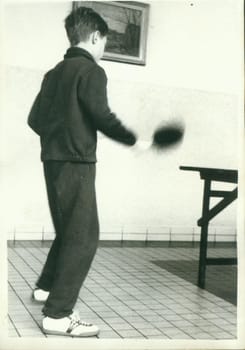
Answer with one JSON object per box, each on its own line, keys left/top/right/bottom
{"left": 36, "top": 161, "right": 99, "bottom": 319}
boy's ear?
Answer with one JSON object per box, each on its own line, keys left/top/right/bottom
{"left": 91, "top": 30, "right": 100, "bottom": 44}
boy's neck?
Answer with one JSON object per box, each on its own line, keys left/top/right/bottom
{"left": 76, "top": 42, "right": 94, "bottom": 59}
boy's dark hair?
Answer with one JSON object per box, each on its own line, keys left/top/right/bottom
{"left": 65, "top": 7, "right": 109, "bottom": 46}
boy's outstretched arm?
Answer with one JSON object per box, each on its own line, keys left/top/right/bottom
{"left": 78, "top": 65, "right": 137, "bottom": 146}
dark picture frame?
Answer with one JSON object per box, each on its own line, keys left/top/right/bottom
{"left": 72, "top": 1, "right": 150, "bottom": 65}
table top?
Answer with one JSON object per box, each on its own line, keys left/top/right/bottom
{"left": 179, "top": 166, "right": 238, "bottom": 183}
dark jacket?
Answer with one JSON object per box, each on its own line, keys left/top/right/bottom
{"left": 28, "top": 47, "right": 137, "bottom": 162}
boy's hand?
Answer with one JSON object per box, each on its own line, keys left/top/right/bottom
{"left": 131, "top": 140, "right": 151, "bottom": 155}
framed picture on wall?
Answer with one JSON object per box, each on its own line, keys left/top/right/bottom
{"left": 72, "top": 1, "right": 150, "bottom": 65}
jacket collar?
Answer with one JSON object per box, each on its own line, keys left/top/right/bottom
{"left": 64, "top": 47, "right": 95, "bottom": 62}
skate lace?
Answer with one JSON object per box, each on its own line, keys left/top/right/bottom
{"left": 68, "top": 312, "right": 92, "bottom": 331}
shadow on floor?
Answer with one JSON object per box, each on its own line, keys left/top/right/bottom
{"left": 152, "top": 260, "right": 237, "bottom": 305}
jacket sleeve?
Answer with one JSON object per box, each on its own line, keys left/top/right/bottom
{"left": 27, "top": 92, "right": 42, "bottom": 135}
{"left": 27, "top": 73, "right": 51, "bottom": 135}
{"left": 78, "top": 65, "right": 137, "bottom": 146}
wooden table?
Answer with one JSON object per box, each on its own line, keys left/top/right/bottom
{"left": 179, "top": 166, "right": 238, "bottom": 288}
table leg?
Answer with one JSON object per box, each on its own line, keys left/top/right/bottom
{"left": 198, "top": 179, "right": 211, "bottom": 288}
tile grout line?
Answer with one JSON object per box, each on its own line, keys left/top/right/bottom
{"left": 8, "top": 311, "right": 21, "bottom": 337}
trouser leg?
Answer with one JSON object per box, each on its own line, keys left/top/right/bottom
{"left": 36, "top": 162, "right": 64, "bottom": 291}
{"left": 36, "top": 237, "right": 61, "bottom": 291}
{"left": 40, "top": 161, "right": 99, "bottom": 319}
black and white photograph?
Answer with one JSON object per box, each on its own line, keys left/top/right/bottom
{"left": 0, "top": 0, "right": 244, "bottom": 349}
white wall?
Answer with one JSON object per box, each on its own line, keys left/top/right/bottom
{"left": 2, "top": 0, "right": 243, "bottom": 241}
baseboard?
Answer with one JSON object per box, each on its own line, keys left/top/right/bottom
{"left": 7, "top": 226, "right": 237, "bottom": 243}
{"left": 7, "top": 240, "right": 237, "bottom": 248}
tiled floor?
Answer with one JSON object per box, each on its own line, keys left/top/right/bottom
{"left": 7, "top": 241, "right": 237, "bottom": 339}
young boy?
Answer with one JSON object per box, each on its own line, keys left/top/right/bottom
{"left": 28, "top": 6, "right": 137, "bottom": 337}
